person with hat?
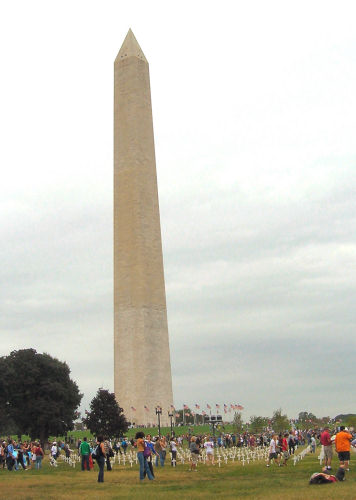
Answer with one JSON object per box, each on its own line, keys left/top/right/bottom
{"left": 320, "top": 426, "right": 333, "bottom": 470}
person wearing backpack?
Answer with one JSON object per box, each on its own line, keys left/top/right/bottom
{"left": 135, "top": 431, "right": 154, "bottom": 481}
{"left": 34, "top": 442, "right": 44, "bottom": 470}
{"left": 95, "top": 436, "right": 106, "bottom": 483}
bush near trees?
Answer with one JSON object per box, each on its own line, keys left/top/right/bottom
{"left": 249, "top": 415, "right": 269, "bottom": 433}
{"left": 83, "top": 388, "right": 128, "bottom": 438}
{"left": 232, "top": 411, "right": 243, "bottom": 433}
{"left": 0, "top": 349, "right": 82, "bottom": 442}
{"left": 271, "top": 408, "right": 290, "bottom": 433}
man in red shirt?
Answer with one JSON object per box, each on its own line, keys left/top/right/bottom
{"left": 320, "top": 426, "right": 333, "bottom": 470}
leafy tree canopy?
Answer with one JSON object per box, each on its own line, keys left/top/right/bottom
{"left": 84, "top": 388, "right": 128, "bottom": 438}
{"left": 232, "top": 411, "right": 244, "bottom": 433}
{"left": 271, "top": 408, "right": 290, "bottom": 433}
{"left": 0, "top": 349, "right": 82, "bottom": 442}
{"left": 249, "top": 415, "right": 269, "bottom": 433}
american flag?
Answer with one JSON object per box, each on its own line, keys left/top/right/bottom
{"left": 195, "top": 404, "right": 200, "bottom": 409}
{"left": 207, "top": 404, "right": 211, "bottom": 409}
{"left": 144, "top": 405, "right": 149, "bottom": 412}
{"left": 131, "top": 406, "right": 136, "bottom": 411}
{"left": 183, "top": 404, "right": 189, "bottom": 410}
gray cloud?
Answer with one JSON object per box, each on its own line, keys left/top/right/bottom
{"left": 1, "top": 1, "right": 355, "bottom": 419}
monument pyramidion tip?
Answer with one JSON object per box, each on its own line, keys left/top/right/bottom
{"left": 115, "top": 28, "right": 147, "bottom": 63}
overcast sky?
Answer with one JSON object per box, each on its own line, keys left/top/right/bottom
{"left": 1, "top": 0, "right": 355, "bottom": 421}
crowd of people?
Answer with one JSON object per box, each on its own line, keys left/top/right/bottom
{"left": 0, "top": 440, "right": 45, "bottom": 470}
{"left": 1, "top": 425, "right": 355, "bottom": 485}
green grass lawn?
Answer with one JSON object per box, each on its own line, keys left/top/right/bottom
{"left": 1, "top": 449, "right": 355, "bottom": 499}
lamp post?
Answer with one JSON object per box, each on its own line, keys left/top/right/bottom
{"left": 168, "top": 411, "right": 174, "bottom": 437}
{"left": 156, "top": 406, "right": 162, "bottom": 436}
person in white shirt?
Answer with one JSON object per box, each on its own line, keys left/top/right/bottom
{"left": 50, "top": 442, "right": 58, "bottom": 466}
{"left": 170, "top": 438, "right": 177, "bottom": 467}
{"left": 204, "top": 437, "right": 215, "bottom": 465}
{"left": 267, "top": 435, "right": 280, "bottom": 467}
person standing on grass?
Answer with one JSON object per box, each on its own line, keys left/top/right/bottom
{"left": 334, "top": 426, "right": 352, "bottom": 471}
{"left": 0, "top": 442, "right": 5, "bottom": 469}
{"left": 160, "top": 436, "right": 167, "bottom": 466}
{"left": 144, "top": 434, "right": 158, "bottom": 478}
{"left": 135, "top": 431, "right": 154, "bottom": 481}
{"left": 34, "top": 442, "right": 44, "bottom": 470}
{"left": 6, "top": 439, "right": 15, "bottom": 471}
{"left": 310, "top": 435, "right": 316, "bottom": 453}
{"left": 154, "top": 436, "right": 163, "bottom": 467}
{"left": 320, "top": 426, "right": 333, "bottom": 470}
{"left": 288, "top": 432, "right": 295, "bottom": 455}
{"left": 96, "top": 436, "right": 106, "bottom": 483}
{"left": 281, "top": 433, "right": 289, "bottom": 466}
{"left": 80, "top": 437, "right": 91, "bottom": 471}
{"left": 266, "top": 435, "right": 280, "bottom": 467}
{"left": 189, "top": 436, "right": 199, "bottom": 471}
{"left": 170, "top": 437, "right": 177, "bottom": 466}
{"left": 204, "top": 437, "right": 215, "bottom": 466}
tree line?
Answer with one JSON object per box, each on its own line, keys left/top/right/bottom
{"left": 0, "top": 349, "right": 128, "bottom": 442}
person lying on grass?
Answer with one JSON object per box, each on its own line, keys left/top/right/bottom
{"left": 309, "top": 465, "right": 345, "bottom": 484}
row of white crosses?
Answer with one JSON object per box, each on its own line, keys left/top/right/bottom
{"left": 293, "top": 444, "right": 311, "bottom": 466}
{"left": 175, "top": 445, "right": 270, "bottom": 468}
{"left": 61, "top": 444, "right": 317, "bottom": 470}
{"left": 59, "top": 451, "right": 80, "bottom": 468}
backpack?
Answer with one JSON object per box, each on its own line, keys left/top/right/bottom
{"left": 92, "top": 444, "right": 101, "bottom": 460}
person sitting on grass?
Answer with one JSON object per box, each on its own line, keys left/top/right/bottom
{"left": 266, "top": 434, "right": 280, "bottom": 467}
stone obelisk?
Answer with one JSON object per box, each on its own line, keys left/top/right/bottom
{"left": 114, "top": 30, "right": 173, "bottom": 426}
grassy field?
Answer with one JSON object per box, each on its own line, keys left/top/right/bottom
{"left": 1, "top": 449, "right": 355, "bottom": 499}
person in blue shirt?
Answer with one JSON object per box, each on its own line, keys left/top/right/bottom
{"left": 144, "top": 435, "right": 158, "bottom": 478}
{"left": 6, "top": 439, "right": 15, "bottom": 471}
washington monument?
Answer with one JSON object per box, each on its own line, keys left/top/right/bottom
{"left": 113, "top": 29, "right": 173, "bottom": 426}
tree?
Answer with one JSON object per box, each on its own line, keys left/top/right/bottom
{"left": 249, "top": 416, "right": 269, "bottom": 433}
{"left": 175, "top": 408, "right": 194, "bottom": 425}
{"left": 0, "top": 349, "right": 82, "bottom": 442}
{"left": 232, "top": 411, "right": 243, "bottom": 433}
{"left": 345, "top": 416, "right": 356, "bottom": 429}
{"left": 296, "top": 411, "right": 318, "bottom": 429}
{"left": 84, "top": 388, "right": 128, "bottom": 438}
{"left": 271, "top": 409, "right": 290, "bottom": 433}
